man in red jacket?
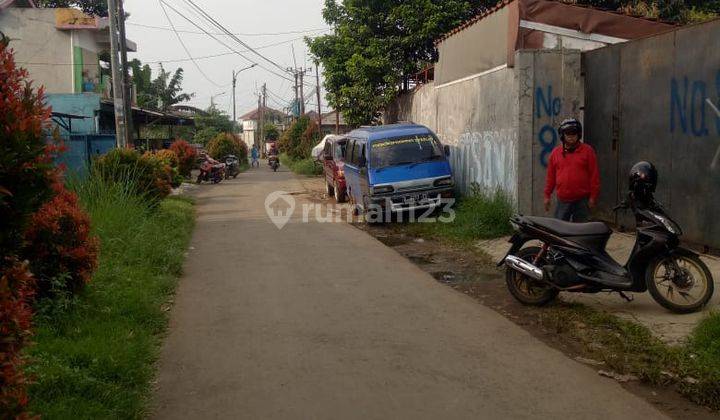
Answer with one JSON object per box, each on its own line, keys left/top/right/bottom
{"left": 544, "top": 118, "right": 600, "bottom": 222}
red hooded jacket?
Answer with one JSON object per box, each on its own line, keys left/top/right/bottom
{"left": 544, "top": 143, "right": 600, "bottom": 203}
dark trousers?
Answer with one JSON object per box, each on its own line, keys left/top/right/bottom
{"left": 555, "top": 198, "right": 590, "bottom": 222}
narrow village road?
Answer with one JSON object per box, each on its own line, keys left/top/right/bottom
{"left": 152, "top": 164, "right": 666, "bottom": 419}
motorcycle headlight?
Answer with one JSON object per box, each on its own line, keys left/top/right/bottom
{"left": 433, "top": 177, "right": 454, "bottom": 188}
{"left": 372, "top": 185, "right": 394, "bottom": 195}
{"left": 653, "top": 213, "right": 679, "bottom": 235}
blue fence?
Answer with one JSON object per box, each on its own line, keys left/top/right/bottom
{"left": 59, "top": 134, "right": 116, "bottom": 175}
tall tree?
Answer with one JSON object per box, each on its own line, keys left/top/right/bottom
{"left": 36, "top": 0, "right": 108, "bottom": 16}
{"left": 129, "top": 59, "right": 154, "bottom": 109}
{"left": 149, "top": 64, "right": 193, "bottom": 111}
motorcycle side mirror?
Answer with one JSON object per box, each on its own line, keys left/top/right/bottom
{"left": 444, "top": 145, "right": 450, "bottom": 157}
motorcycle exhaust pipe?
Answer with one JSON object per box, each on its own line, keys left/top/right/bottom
{"left": 504, "top": 255, "right": 544, "bottom": 281}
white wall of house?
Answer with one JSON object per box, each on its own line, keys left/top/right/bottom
{"left": 0, "top": 8, "right": 74, "bottom": 93}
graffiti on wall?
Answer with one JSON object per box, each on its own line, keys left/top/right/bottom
{"left": 536, "top": 85, "right": 562, "bottom": 167}
{"left": 670, "top": 70, "right": 720, "bottom": 137}
{"left": 451, "top": 129, "right": 518, "bottom": 200}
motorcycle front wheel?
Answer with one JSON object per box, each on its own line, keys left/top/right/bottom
{"left": 505, "top": 246, "right": 559, "bottom": 306}
{"left": 646, "top": 254, "right": 714, "bottom": 313}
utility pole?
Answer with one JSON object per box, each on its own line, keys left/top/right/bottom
{"left": 293, "top": 71, "right": 299, "bottom": 118}
{"left": 232, "top": 71, "right": 237, "bottom": 122}
{"left": 298, "top": 71, "right": 305, "bottom": 115}
{"left": 315, "top": 62, "right": 322, "bottom": 129}
{"left": 231, "top": 63, "right": 257, "bottom": 124}
{"left": 117, "top": 0, "right": 133, "bottom": 147}
{"left": 257, "top": 90, "right": 263, "bottom": 149}
{"left": 260, "top": 83, "right": 266, "bottom": 147}
{"left": 107, "top": 0, "right": 128, "bottom": 148}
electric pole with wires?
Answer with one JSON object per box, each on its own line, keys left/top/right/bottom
{"left": 107, "top": 0, "right": 129, "bottom": 148}
{"left": 315, "top": 61, "right": 322, "bottom": 128}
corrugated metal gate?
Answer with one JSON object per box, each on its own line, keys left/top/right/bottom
{"left": 584, "top": 19, "right": 720, "bottom": 249}
{"left": 59, "top": 135, "right": 116, "bottom": 174}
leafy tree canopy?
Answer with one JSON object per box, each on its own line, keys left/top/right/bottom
{"left": 264, "top": 122, "right": 280, "bottom": 142}
{"left": 36, "top": 0, "right": 108, "bottom": 16}
{"left": 129, "top": 61, "right": 193, "bottom": 111}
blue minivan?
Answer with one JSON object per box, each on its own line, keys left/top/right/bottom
{"left": 343, "top": 123, "right": 454, "bottom": 214}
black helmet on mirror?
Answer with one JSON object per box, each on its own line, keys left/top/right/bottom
{"left": 629, "top": 161, "right": 658, "bottom": 200}
{"left": 558, "top": 118, "right": 583, "bottom": 141}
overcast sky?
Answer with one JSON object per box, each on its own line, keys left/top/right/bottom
{"left": 123, "top": 0, "right": 331, "bottom": 119}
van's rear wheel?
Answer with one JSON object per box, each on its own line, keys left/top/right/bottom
{"left": 647, "top": 254, "right": 714, "bottom": 313}
{"left": 505, "top": 247, "right": 559, "bottom": 306}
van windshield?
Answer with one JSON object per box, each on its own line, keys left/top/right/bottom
{"left": 370, "top": 134, "right": 444, "bottom": 169}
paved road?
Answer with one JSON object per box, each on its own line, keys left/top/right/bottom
{"left": 153, "top": 165, "right": 666, "bottom": 419}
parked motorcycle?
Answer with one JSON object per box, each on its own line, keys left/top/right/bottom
{"left": 269, "top": 155, "right": 280, "bottom": 172}
{"left": 197, "top": 160, "right": 226, "bottom": 184}
{"left": 499, "top": 162, "right": 714, "bottom": 314}
{"left": 224, "top": 155, "right": 240, "bottom": 179}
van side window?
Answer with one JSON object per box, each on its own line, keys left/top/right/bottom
{"left": 323, "top": 141, "right": 332, "bottom": 157}
{"left": 352, "top": 141, "right": 363, "bottom": 166}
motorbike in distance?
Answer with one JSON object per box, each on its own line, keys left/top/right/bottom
{"left": 197, "top": 157, "right": 226, "bottom": 184}
{"left": 224, "top": 155, "right": 240, "bottom": 179}
{"left": 499, "top": 162, "right": 714, "bottom": 314}
{"left": 269, "top": 155, "right": 280, "bottom": 172}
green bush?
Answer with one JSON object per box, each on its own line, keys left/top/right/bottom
{"left": 405, "top": 185, "right": 515, "bottom": 242}
{"left": 207, "top": 133, "right": 248, "bottom": 161}
{"left": 280, "top": 153, "right": 323, "bottom": 176}
{"left": 93, "top": 148, "right": 172, "bottom": 202}
{"left": 278, "top": 116, "right": 319, "bottom": 160}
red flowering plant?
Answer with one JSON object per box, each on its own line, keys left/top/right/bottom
{"left": 23, "top": 187, "right": 99, "bottom": 299}
{"left": 170, "top": 139, "right": 197, "bottom": 177}
{"left": 0, "top": 34, "right": 62, "bottom": 258}
{"left": 0, "top": 259, "right": 35, "bottom": 417}
{"left": 0, "top": 33, "right": 86, "bottom": 415}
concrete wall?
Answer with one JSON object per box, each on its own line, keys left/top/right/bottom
{"left": 387, "top": 66, "right": 520, "bottom": 201}
{"left": 385, "top": 49, "right": 584, "bottom": 213}
{"left": 584, "top": 19, "right": 720, "bottom": 249}
{"left": 0, "top": 8, "right": 74, "bottom": 93}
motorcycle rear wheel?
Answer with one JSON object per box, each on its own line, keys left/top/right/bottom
{"left": 505, "top": 246, "right": 559, "bottom": 306}
{"left": 646, "top": 254, "right": 714, "bottom": 313}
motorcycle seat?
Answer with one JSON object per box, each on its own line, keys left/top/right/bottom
{"left": 524, "top": 216, "right": 610, "bottom": 237}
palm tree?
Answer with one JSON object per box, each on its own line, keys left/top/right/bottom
{"left": 151, "top": 65, "right": 194, "bottom": 111}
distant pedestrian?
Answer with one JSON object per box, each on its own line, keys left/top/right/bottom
{"left": 251, "top": 145, "right": 259, "bottom": 167}
{"left": 544, "top": 118, "right": 600, "bottom": 223}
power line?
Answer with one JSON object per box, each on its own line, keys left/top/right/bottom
{"left": 160, "top": 0, "right": 295, "bottom": 84}
{"left": 158, "top": 0, "right": 222, "bottom": 87}
{"left": 180, "top": 0, "right": 291, "bottom": 76}
{"left": 127, "top": 22, "right": 331, "bottom": 37}
{"left": 16, "top": 36, "right": 309, "bottom": 66}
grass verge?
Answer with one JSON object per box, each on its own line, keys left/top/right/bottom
{"left": 403, "top": 187, "right": 514, "bottom": 244}
{"left": 534, "top": 302, "right": 720, "bottom": 409}
{"left": 25, "top": 178, "right": 195, "bottom": 418}
{"left": 280, "top": 153, "right": 323, "bottom": 176}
